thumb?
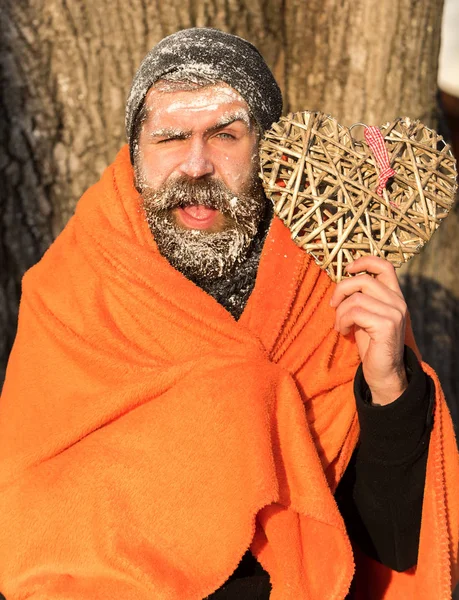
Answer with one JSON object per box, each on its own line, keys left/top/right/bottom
{"left": 354, "top": 325, "right": 370, "bottom": 362}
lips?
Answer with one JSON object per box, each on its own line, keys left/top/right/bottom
{"left": 176, "top": 205, "right": 220, "bottom": 230}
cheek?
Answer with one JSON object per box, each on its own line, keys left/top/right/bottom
{"left": 137, "top": 147, "right": 177, "bottom": 188}
{"left": 216, "top": 148, "right": 257, "bottom": 189}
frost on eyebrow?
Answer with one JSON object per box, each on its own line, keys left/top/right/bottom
{"left": 145, "top": 108, "right": 252, "bottom": 138}
{"left": 146, "top": 127, "right": 190, "bottom": 139}
{"left": 213, "top": 109, "right": 251, "bottom": 129}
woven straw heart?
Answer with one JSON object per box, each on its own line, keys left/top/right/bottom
{"left": 259, "top": 111, "right": 457, "bottom": 281}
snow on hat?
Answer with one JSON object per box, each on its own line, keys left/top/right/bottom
{"left": 125, "top": 27, "right": 283, "bottom": 162}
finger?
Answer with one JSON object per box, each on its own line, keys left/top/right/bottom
{"left": 345, "top": 256, "right": 402, "bottom": 297}
{"left": 335, "top": 303, "right": 405, "bottom": 340}
{"left": 334, "top": 292, "right": 406, "bottom": 335}
{"left": 331, "top": 273, "right": 406, "bottom": 312}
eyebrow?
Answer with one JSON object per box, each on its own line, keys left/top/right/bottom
{"left": 146, "top": 113, "right": 251, "bottom": 140}
{"left": 147, "top": 127, "right": 191, "bottom": 140}
{"left": 206, "top": 113, "right": 251, "bottom": 133}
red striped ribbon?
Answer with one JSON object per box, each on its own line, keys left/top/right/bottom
{"left": 364, "top": 126, "right": 395, "bottom": 196}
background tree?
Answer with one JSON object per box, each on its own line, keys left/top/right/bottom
{"left": 1, "top": 0, "right": 457, "bottom": 433}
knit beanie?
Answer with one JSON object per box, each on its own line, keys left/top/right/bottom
{"left": 125, "top": 28, "right": 283, "bottom": 162}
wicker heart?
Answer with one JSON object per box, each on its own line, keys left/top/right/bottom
{"left": 259, "top": 111, "right": 457, "bottom": 281}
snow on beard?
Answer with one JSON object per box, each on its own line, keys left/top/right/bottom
{"left": 137, "top": 167, "right": 266, "bottom": 281}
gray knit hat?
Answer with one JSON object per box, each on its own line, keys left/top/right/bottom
{"left": 125, "top": 28, "right": 283, "bottom": 162}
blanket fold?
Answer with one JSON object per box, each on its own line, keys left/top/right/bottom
{"left": 0, "top": 145, "right": 458, "bottom": 600}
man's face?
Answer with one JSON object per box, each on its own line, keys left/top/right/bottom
{"left": 134, "top": 82, "right": 267, "bottom": 281}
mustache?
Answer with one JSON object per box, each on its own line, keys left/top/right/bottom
{"left": 141, "top": 176, "right": 239, "bottom": 215}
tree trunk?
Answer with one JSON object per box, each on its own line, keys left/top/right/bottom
{"left": 2, "top": 0, "right": 456, "bottom": 432}
{"left": 284, "top": 0, "right": 444, "bottom": 127}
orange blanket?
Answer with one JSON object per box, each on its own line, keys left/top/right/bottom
{"left": 1, "top": 145, "right": 458, "bottom": 600}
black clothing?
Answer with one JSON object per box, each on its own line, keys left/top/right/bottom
{"left": 337, "top": 347, "right": 434, "bottom": 572}
{"left": 206, "top": 347, "right": 434, "bottom": 600}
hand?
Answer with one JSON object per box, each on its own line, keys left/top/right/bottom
{"left": 330, "top": 256, "right": 408, "bottom": 406}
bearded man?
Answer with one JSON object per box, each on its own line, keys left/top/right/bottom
{"left": 0, "top": 28, "right": 458, "bottom": 600}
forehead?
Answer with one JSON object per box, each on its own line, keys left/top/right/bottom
{"left": 142, "top": 83, "right": 251, "bottom": 128}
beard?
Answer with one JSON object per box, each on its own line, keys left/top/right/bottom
{"left": 136, "top": 164, "right": 267, "bottom": 281}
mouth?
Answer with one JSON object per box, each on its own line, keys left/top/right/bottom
{"left": 174, "top": 205, "right": 222, "bottom": 230}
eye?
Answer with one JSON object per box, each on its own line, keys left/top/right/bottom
{"left": 216, "top": 132, "right": 236, "bottom": 140}
{"left": 157, "top": 137, "right": 180, "bottom": 144}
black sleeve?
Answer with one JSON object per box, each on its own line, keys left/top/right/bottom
{"left": 335, "top": 346, "right": 435, "bottom": 572}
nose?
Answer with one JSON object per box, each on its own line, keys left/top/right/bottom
{"left": 177, "top": 138, "right": 214, "bottom": 179}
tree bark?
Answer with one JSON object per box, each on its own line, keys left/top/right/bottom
{"left": 284, "top": 0, "right": 444, "bottom": 127}
{"left": 2, "top": 0, "right": 457, "bottom": 432}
